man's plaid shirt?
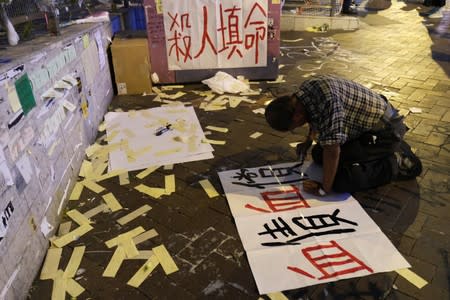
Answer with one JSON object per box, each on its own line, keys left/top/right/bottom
{"left": 295, "top": 75, "right": 387, "bottom": 146}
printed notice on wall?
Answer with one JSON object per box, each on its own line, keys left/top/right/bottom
{"left": 162, "top": 0, "right": 268, "bottom": 70}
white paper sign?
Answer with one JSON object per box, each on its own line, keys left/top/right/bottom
{"left": 218, "top": 162, "right": 410, "bottom": 294}
{"left": 105, "top": 106, "right": 214, "bottom": 172}
{"left": 162, "top": 0, "right": 268, "bottom": 70}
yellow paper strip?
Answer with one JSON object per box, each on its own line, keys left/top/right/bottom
{"left": 119, "top": 239, "right": 140, "bottom": 258}
{"left": 95, "top": 169, "right": 126, "bottom": 182}
{"left": 133, "top": 229, "right": 159, "bottom": 245}
{"left": 66, "top": 210, "right": 91, "bottom": 226}
{"left": 165, "top": 175, "right": 175, "bottom": 194}
{"left": 127, "top": 255, "right": 160, "bottom": 288}
{"left": 79, "top": 160, "right": 94, "bottom": 178}
{"left": 127, "top": 250, "right": 154, "bottom": 260}
{"left": 84, "top": 203, "right": 108, "bottom": 218}
{"left": 53, "top": 224, "right": 93, "bottom": 248}
{"left": 65, "top": 278, "right": 85, "bottom": 297}
{"left": 396, "top": 269, "right": 428, "bottom": 289}
{"left": 250, "top": 132, "right": 263, "bottom": 139}
{"left": 51, "top": 270, "right": 66, "bottom": 300}
{"left": 152, "top": 245, "right": 178, "bottom": 275}
{"left": 82, "top": 180, "right": 105, "bottom": 193}
{"left": 98, "top": 122, "right": 106, "bottom": 132}
{"left": 267, "top": 292, "right": 288, "bottom": 300}
{"left": 69, "top": 182, "right": 84, "bottom": 201}
{"left": 199, "top": 179, "right": 219, "bottom": 198}
{"left": 163, "top": 164, "right": 174, "bottom": 170}
{"left": 136, "top": 166, "right": 160, "bottom": 179}
{"left": 117, "top": 205, "right": 152, "bottom": 225}
{"left": 105, "top": 227, "right": 145, "bottom": 248}
{"left": 102, "top": 193, "right": 122, "bottom": 212}
{"left": 155, "top": 148, "right": 181, "bottom": 156}
{"left": 58, "top": 221, "right": 72, "bottom": 236}
{"left": 40, "top": 248, "right": 62, "bottom": 280}
{"left": 103, "top": 247, "right": 126, "bottom": 277}
{"left": 119, "top": 172, "right": 130, "bottom": 185}
{"left": 123, "top": 128, "right": 135, "bottom": 138}
{"left": 135, "top": 184, "right": 166, "bottom": 198}
{"left": 85, "top": 143, "right": 102, "bottom": 157}
{"left": 105, "top": 130, "right": 118, "bottom": 142}
{"left": 205, "top": 126, "right": 229, "bottom": 133}
{"left": 93, "top": 162, "right": 108, "bottom": 178}
{"left": 63, "top": 246, "right": 86, "bottom": 278}
{"left": 202, "top": 138, "right": 226, "bottom": 145}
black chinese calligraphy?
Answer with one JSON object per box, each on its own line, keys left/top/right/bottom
{"left": 231, "top": 163, "right": 308, "bottom": 189}
{"left": 258, "top": 209, "right": 358, "bottom": 246}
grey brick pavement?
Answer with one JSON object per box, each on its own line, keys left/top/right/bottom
{"left": 28, "top": 1, "right": 449, "bottom": 299}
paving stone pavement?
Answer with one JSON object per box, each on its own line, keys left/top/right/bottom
{"left": 28, "top": 1, "right": 449, "bottom": 299}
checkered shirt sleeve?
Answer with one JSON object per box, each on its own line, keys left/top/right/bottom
{"left": 297, "top": 75, "right": 387, "bottom": 146}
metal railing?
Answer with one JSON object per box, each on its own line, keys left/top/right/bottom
{"left": 283, "top": 0, "right": 343, "bottom": 16}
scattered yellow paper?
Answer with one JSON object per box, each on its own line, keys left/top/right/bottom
{"left": 105, "top": 130, "right": 118, "bottom": 142}
{"left": 199, "top": 179, "right": 219, "bottom": 198}
{"left": 93, "top": 162, "right": 108, "bottom": 178}
{"left": 155, "top": 148, "right": 182, "bottom": 156}
{"left": 396, "top": 269, "right": 428, "bottom": 289}
{"left": 95, "top": 169, "right": 126, "bottom": 182}
{"left": 79, "top": 160, "right": 94, "bottom": 178}
{"left": 66, "top": 210, "right": 91, "bottom": 226}
{"left": 128, "top": 250, "right": 154, "bottom": 260}
{"left": 84, "top": 203, "right": 108, "bottom": 219}
{"left": 152, "top": 245, "right": 179, "bottom": 275}
{"left": 82, "top": 180, "right": 105, "bottom": 193}
{"left": 69, "top": 182, "right": 84, "bottom": 200}
{"left": 82, "top": 34, "right": 89, "bottom": 48}
{"left": 53, "top": 224, "right": 93, "bottom": 248}
{"left": 65, "top": 277, "right": 85, "bottom": 297}
{"left": 127, "top": 255, "right": 160, "bottom": 288}
{"left": 7, "top": 84, "right": 22, "bottom": 113}
{"left": 119, "top": 238, "right": 140, "bottom": 258}
{"left": 165, "top": 175, "right": 175, "bottom": 194}
{"left": 205, "top": 126, "right": 229, "bottom": 133}
{"left": 103, "top": 247, "right": 126, "bottom": 277}
{"left": 85, "top": 143, "right": 102, "bottom": 158}
{"left": 51, "top": 270, "right": 66, "bottom": 300}
{"left": 202, "top": 138, "right": 226, "bottom": 145}
{"left": 105, "top": 227, "right": 145, "bottom": 248}
{"left": 133, "top": 229, "right": 159, "bottom": 245}
{"left": 136, "top": 165, "right": 160, "bottom": 179}
{"left": 250, "top": 132, "right": 263, "bottom": 139}
{"left": 119, "top": 172, "right": 130, "bottom": 185}
{"left": 267, "top": 292, "right": 288, "bottom": 300}
{"left": 117, "top": 205, "right": 152, "bottom": 225}
{"left": 58, "top": 222, "right": 72, "bottom": 236}
{"left": 135, "top": 184, "right": 166, "bottom": 198}
{"left": 63, "top": 246, "right": 86, "bottom": 278}
{"left": 164, "top": 164, "right": 174, "bottom": 170}
{"left": 98, "top": 122, "right": 106, "bottom": 132}
{"left": 102, "top": 193, "right": 122, "bottom": 212}
{"left": 40, "top": 248, "right": 62, "bottom": 280}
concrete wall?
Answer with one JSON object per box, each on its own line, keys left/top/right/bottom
{"left": 0, "top": 22, "right": 113, "bottom": 299}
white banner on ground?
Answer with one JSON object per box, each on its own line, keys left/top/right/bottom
{"left": 105, "top": 106, "right": 214, "bottom": 172}
{"left": 218, "top": 162, "right": 410, "bottom": 294}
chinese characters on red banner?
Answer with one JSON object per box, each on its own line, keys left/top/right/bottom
{"left": 163, "top": 0, "right": 269, "bottom": 70}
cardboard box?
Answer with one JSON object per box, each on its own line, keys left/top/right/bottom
{"left": 111, "top": 38, "right": 152, "bottom": 95}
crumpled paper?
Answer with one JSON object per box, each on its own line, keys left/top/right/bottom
{"left": 202, "top": 71, "right": 250, "bottom": 94}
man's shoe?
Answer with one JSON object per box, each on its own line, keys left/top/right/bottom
{"left": 395, "top": 142, "right": 422, "bottom": 180}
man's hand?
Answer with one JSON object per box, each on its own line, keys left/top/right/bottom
{"left": 303, "top": 179, "right": 326, "bottom": 196}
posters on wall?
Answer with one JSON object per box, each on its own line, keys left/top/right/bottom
{"left": 218, "top": 162, "right": 410, "bottom": 294}
{"left": 162, "top": 0, "right": 268, "bottom": 70}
